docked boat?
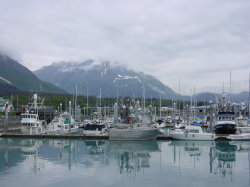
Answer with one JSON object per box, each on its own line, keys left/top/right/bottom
{"left": 155, "top": 118, "right": 166, "bottom": 128}
{"left": 169, "top": 124, "right": 215, "bottom": 140}
{"left": 109, "top": 125, "right": 159, "bottom": 141}
{"left": 20, "top": 94, "right": 46, "bottom": 134}
{"left": 213, "top": 111, "right": 237, "bottom": 134}
{"left": 236, "top": 115, "right": 248, "bottom": 127}
{"left": 20, "top": 112, "right": 46, "bottom": 134}
{"left": 109, "top": 98, "right": 159, "bottom": 141}
{"left": 212, "top": 91, "right": 237, "bottom": 134}
{"left": 47, "top": 112, "right": 78, "bottom": 133}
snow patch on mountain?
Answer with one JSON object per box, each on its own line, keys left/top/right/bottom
{"left": 0, "top": 76, "right": 12, "bottom": 85}
{"left": 113, "top": 75, "right": 142, "bottom": 83}
{"left": 49, "top": 60, "right": 98, "bottom": 73}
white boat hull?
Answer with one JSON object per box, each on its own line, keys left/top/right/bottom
{"left": 227, "top": 133, "right": 250, "bottom": 141}
{"left": 20, "top": 126, "right": 43, "bottom": 134}
{"left": 47, "top": 127, "right": 79, "bottom": 134}
{"left": 109, "top": 127, "right": 159, "bottom": 140}
{"left": 169, "top": 132, "right": 215, "bottom": 141}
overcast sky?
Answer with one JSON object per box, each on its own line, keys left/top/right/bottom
{"left": 0, "top": 0, "right": 249, "bottom": 95}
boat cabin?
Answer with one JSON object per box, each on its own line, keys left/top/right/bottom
{"left": 185, "top": 125, "right": 203, "bottom": 134}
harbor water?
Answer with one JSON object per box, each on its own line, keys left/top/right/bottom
{"left": 1, "top": 138, "right": 250, "bottom": 187}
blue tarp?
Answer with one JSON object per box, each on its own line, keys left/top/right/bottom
{"left": 192, "top": 123, "right": 203, "bottom": 127}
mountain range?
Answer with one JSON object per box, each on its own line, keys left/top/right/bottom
{"left": 195, "top": 91, "right": 249, "bottom": 103}
{"left": 0, "top": 54, "right": 65, "bottom": 94}
{"left": 34, "top": 60, "right": 179, "bottom": 99}
{"left": 0, "top": 53, "right": 248, "bottom": 102}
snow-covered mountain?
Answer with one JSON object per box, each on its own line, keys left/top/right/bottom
{"left": 34, "top": 60, "right": 179, "bottom": 99}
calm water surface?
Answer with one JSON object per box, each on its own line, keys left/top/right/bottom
{"left": 0, "top": 138, "right": 250, "bottom": 187}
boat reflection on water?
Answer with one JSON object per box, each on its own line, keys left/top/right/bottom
{"left": 230, "top": 141, "right": 250, "bottom": 152}
{"left": 0, "top": 138, "right": 45, "bottom": 173}
{"left": 20, "top": 139, "right": 43, "bottom": 155}
{"left": 108, "top": 141, "right": 160, "bottom": 174}
{"left": 2, "top": 138, "right": 250, "bottom": 186}
{"left": 212, "top": 141, "right": 237, "bottom": 177}
{"left": 169, "top": 141, "right": 215, "bottom": 157}
{"left": 85, "top": 140, "right": 108, "bottom": 155}
{"left": 169, "top": 140, "right": 238, "bottom": 179}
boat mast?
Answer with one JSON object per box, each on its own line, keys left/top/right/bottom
{"left": 69, "top": 100, "right": 71, "bottom": 133}
{"left": 75, "top": 84, "right": 77, "bottom": 120}
{"left": 72, "top": 88, "right": 75, "bottom": 117}
{"left": 229, "top": 69, "right": 232, "bottom": 96}
{"left": 143, "top": 82, "right": 145, "bottom": 113}
{"left": 159, "top": 92, "right": 162, "bottom": 118}
{"left": 116, "top": 82, "right": 118, "bottom": 104}
{"left": 33, "top": 94, "right": 38, "bottom": 115}
{"left": 178, "top": 77, "right": 181, "bottom": 113}
{"left": 69, "top": 101, "right": 71, "bottom": 116}
{"left": 86, "top": 82, "right": 88, "bottom": 116}
{"left": 248, "top": 73, "right": 250, "bottom": 118}
{"left": 100, "top": 88, "right": 102, "bottom": 116}
{"left": 193, "top": 86, "right": 196, "bottom": 119}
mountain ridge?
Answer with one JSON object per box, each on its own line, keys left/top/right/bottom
{"left": 0, "top": 54, "right": 66, "bottom": 94}
{"left": 34, "top": 60, "right": 179, "bottom": 99}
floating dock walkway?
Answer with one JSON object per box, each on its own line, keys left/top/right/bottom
{"left": 0, "top": 132, "right": 231, "bottom": 140}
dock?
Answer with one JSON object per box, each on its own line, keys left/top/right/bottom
{"left": 1, "top": 132, "right": 110, "bottom": 140}
{"left": 0, "top": 132, "right": 234, "bottom": 141}
{"left": 0, "top": 132, "right": 173, "bottom": 140}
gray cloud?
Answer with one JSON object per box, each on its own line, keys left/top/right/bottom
{"left": 0, "top": 0, "right": 249, "bottom": 94}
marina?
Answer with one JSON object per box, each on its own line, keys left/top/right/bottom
{"left": 1, "top": 90, "right": 250, "bottom": 141}
{"left": 1, "top": 1, "right": 250, "bottom": 186}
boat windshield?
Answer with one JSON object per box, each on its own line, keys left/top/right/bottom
{"left": 218, "top": 116, "right": 234, "bottom": 120}
{"left": 22, "top": 115, "right": 37, "bottom": 119}
{"left": 187, "top": 129, "right": 200, "bottom": 133}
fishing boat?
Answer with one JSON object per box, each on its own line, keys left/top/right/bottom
{"left": 20, "top": 94, "right": 46, "bottom": 134}
{"left": 213, "top": 111, "right": 237, "bottom": 134}
{"left": 109, "top": 125, "right": 159, "bottom": 140}
{"left": 109, "top": 98, "right": 159, "bottom": 141}
{"left": 212, "top": 91, "right": 237, "bottom": 134}
{"left": 47, "top": 112, "right": 78, "bottom": 133}
{"left": 169, "top": 124, "right": 215, "bottom": 140}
